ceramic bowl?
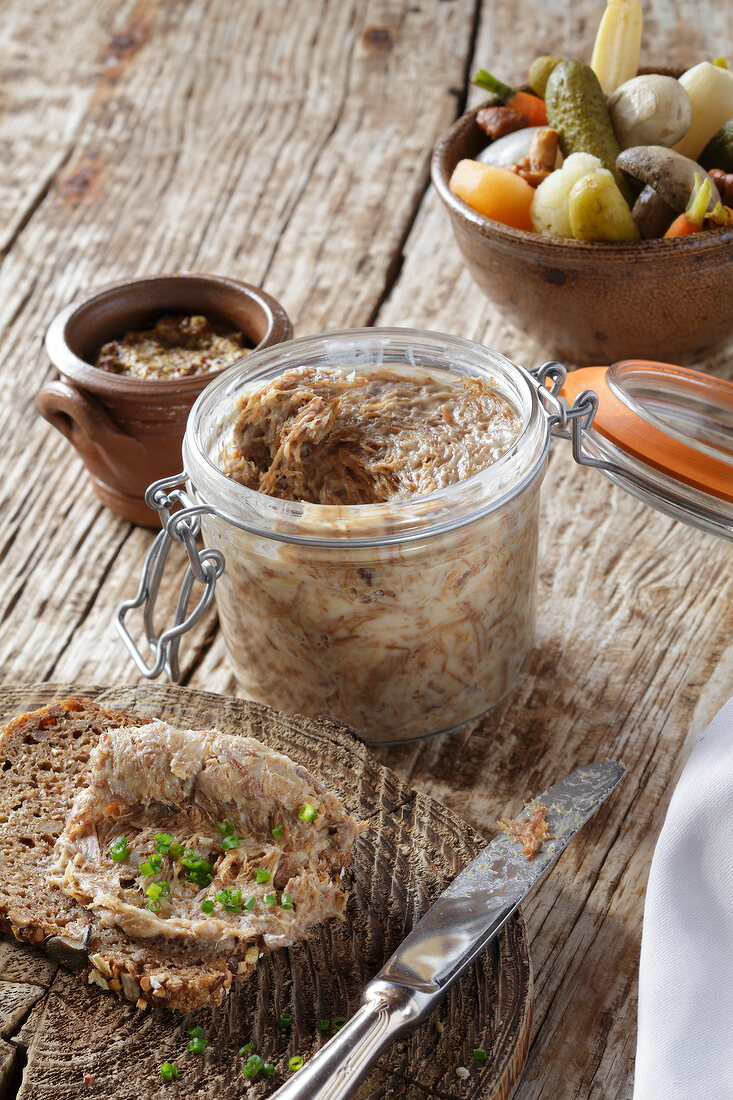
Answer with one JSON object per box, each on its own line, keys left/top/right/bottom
{"left": 39, "top": 273, "right": 293, "bottom": 526}
{"left": 431, "top": 103, "right": 733, "bottom": 365}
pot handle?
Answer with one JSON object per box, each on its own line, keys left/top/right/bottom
{"left": 115, "top": 473, "right": 225, "bottom": 680}
{"left": 37, "top": 378, "right": 127, "bottom": 451}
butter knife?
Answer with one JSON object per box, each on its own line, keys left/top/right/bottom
{"left": 272, "top": 760, "right": 625, "bottom": 1100}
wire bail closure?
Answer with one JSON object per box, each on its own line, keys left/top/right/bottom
{"left": 115, "top": 472, "right": 225, "bottom": 681}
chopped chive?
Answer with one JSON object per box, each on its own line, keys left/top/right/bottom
{"left": 187, "top": 1036, "right": 206, "bottom": 1055}
{"left": 263, "top": 892, "right": 277, "bottom": 906}
{"left": 239, "top": 1044, "right": 256, "bottom": 1056}
{"left": 318, "top": 1018, "right": 330, "bottom": 1031}
{"left": 160, "top": 1062, "right": 178, "bottom": 1082}
{"left": 154, "top": 832, "right": 175, "bottom": 855}
{"left": 201, "top": 898, "right": 214, "bottom": 914}
{"left": 288, "top": 1055, "right": 304, "bottom": 1072}
{"left": 332, "top": 1016, "right": 347, "bottom": 1029}
{"left": 277, "top": 1012, "right": 292, "bottom": 1029}
{"left": 280, "top": 892, "right": 294, "bottom": 911}
{"left": 147, "top": 898, "right": 161, "bottom": 912}
{"left": 215, "top": 887, "right": 243, "bottom": 911}
{"left": 188, "top": 1026, "right": 206, "bottom": 1040}
{"left": 221, "top": 835, "right": 241, "bottom": 851}
{"left": 262, "top": 1063, "right": 275, "bottom": 1077}
{"left": 169, "top": 842, "right": 184, "bottom": 858}
{"left": 109, "top": 836, "right": 128, "bottom": 862}
{"left": 181, "top": 851, "right": 213, "bottom": 887}
{"left": 272, "top": 823, "right": 284, "bottom": 838}
{"left": 139, "top": 853, "right": 162, "bottom": 876}
{"left": 146, "top": 882, "right": 163, "bottom": 901}
{"left": 244, "top": 895, "right": 256, "bottom": 911}
{"left": 255, "top": 868, "right": 271, "bottom": 883}
{"left": 216, "top": 820, "right": 236, "bottom": 837}
{"left": 473, "top": 1048, "right": 487, "bottom": 1062}
{"left": 298, "top": 803, "right": 318, "bottom": 823}
{"left": 243, "top": 1053, "right": 265, "bottom": 1079}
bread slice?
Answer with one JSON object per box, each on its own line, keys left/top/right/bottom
{"left": 0, "top": 697, "right": 254, "bottom": 1011}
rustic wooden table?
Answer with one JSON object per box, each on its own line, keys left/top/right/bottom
{"left": 1, "top": 0, "right": 731, "bottom": 1097}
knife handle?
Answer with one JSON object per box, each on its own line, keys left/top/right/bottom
{"left": 271, "top": 980, "right": 429, "bottom": 1100}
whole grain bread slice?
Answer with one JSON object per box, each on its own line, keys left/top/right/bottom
{"left": 0, "top": 697, "right": 255, "bottom": 1011}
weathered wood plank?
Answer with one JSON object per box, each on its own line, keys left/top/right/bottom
{"left": 0, "top": 0, "right": 480, "bottom": 688}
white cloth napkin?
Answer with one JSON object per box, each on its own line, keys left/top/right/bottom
{"left": 634, "top": 697, "right": 733, "bottom": 1100}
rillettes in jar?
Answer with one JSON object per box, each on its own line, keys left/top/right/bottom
{"left": 179, "top": 330, "right": 549, "bottom": 744}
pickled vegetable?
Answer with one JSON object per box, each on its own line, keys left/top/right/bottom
{"left": 673, "top": 61, "right": 733, "bottom": 161}
{"left": 590, "top": 0, "right": 643, "bottom": 96}
{"left": 531, "top": 152, "right": 603, "bottom": 238}
{"left": 699, "top": 121, "right": 733, "bottom": 174}
{"left": 569, "top": 170, "right": 641, "bottom": 240}
{"left": 528, "top": 55, "right": 562, "bottom": 98}
{"left": 545, "top": 60, "right": 631, "bottom": 202}
{"left": 607, "top": 75, "right": 691, "bottom": 149}
{"left": 449, "top": 160, "right": 535, "bottom": 231}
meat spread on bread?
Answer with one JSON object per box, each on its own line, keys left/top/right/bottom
{"left": 0, "top": 698, "right": 362, "bottom": 1012}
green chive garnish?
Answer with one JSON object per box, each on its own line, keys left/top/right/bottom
{"left": 154, "top": 832, "right": 175, "bottom": 855}
{"left": 109, "top": 836, "right": 128, "bottom": 862}
{"left": 216, "top": 821, "right": 236, "bottom": 837}
{"left": 189, "top": 1026, "right": 206, "bottom": 1040}
{"left": 277, "top": 1012, "right": 292, "bottom": 1029}
{"left": 272, "top": 823, "right": 283, "bottom": 838}
{"left": 473, "top": 1048, "right": 487, "bottom": 1062}
{"left": 298, "top": 803, "right": 318, "bottom": 822}
{"left": 215, "top": 887, "right": 243, "bottom": 911}
{"left": 187, "top": 1036, "right": 206, "bottom": 1054}
{"left": 244, "top": 895, "right": 256, "bottom": 911}
{"left": 280, "top": 892, "right": 294, "bottom": 910}
{"left": 255, "top": 868, "right": 271, "bottom": 883}
{"left": 221, "top": 835, "right": 241, "bottom": 851}
{"left": 288, "top": 1055, "right": 304, "bottom": 1072}
{"left": 181, "top": 851, "right": 213, "bottom": 886}
{"left": 262, "top": 1063, "right": 275, "bottom": 1077}
{"left": 239, "top": 1044, "right": 256, "bottom": 1056}
{"left": 243, "top": 1053, "right": 265, "bottom": 1079}
{"left": 201, "top": 898, "right": 214, "bottom": 914}
{"left": 160, "top": 1062, "right": 178, "bottom": 1082}
{"left": 318, "top": 1018, "right": 330, "bottom": 1031}
{"left": 169, "top": 842, "right": 184, "bottom": 858}
{"left": 332, "top": 1016, "right": 347, "bottom": 1029}
{"left": 139, "top": 853, "right": 162, "bottom": 876}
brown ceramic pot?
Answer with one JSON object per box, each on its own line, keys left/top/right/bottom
{"left": 431, "top": 102, "right": 733, "bottom": 365}
{"left": 39, "top": 274, "right": 293, "bottom": 526}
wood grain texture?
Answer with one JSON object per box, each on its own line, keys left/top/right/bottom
{"left": 0, "top": 683, "right": 532, "bottom": 1100}
{"left": 0, "top": 0, "right": 732, "bottom": 1097}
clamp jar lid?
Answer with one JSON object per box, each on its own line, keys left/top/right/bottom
{"left": 559, "top": 360, "right": 733, "bottom": 541}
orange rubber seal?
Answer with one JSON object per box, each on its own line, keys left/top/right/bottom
{"left": 560, "top": 361, "right": 733, "bottom": 505}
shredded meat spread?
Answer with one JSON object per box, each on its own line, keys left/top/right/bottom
{"left": 48, "top": 721, "right": 361, "bottom": 953}
{"left": 217, "top": 365, "right": 521, "bottom": 504}
{"left": 497, "top": 799, "right": 552, "bottom": 861}
{"left": 95, "top": 314, "right": 250, "bottom": 380}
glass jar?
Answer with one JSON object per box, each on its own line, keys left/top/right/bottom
{"left": 117, "top": 333, "right": 733, "bottom": 744}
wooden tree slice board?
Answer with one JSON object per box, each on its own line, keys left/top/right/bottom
{"left": 0, "top": 684, "right": 532, "bottom": 1100}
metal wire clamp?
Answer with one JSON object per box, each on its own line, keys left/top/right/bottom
{"left": 115, "top": 473, "right": 225, "bottom": 681}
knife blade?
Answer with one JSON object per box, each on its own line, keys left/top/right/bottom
{"left": 272, "top": 761, "right": 625, "bottom": 1100}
